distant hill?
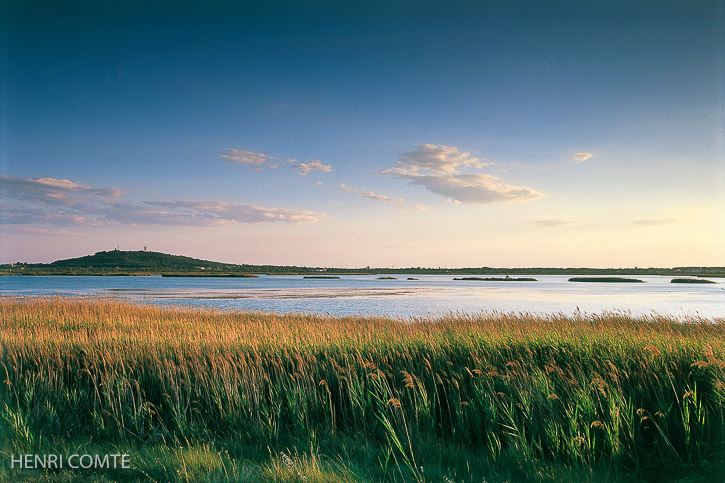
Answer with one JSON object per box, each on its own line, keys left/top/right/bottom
{"left": 3, "top": 250, "right": 257, "bottom": 276}
{"left": 46, "top": 250, "right": 241, "bottom": 271}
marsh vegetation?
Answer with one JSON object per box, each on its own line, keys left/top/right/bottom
{"left": 1, "top": 297, "right": 723, "bottom": 482}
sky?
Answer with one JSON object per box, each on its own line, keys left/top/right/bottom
{"left": 1, "top": 0, "right": 723, "bottom": 268}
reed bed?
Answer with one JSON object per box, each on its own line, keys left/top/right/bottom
{"left": 1, "top": 296, "right": 724, "bottom": 482}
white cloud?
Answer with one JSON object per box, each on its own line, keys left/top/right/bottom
{"left": 293, "top": 160, "right": 332, "bottom": 176}
{"left": 377, "top": 146, "right": 544, "bottom": 204}
{"left": 0, "top": 175, "right": 324, "bottom": 226}
{"left": 398, "top": 144, "right": 489, "bottom": 174}
{"left": 219, "top": 149, "right": 276, "bottom": 167}
{"left": 340, "top": 184, "right": 404, "bottom": 202}
{"left": 573, "top": 152, "right": 594, "bottom": 163}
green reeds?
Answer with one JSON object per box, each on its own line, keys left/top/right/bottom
{"left": 1, "top": 297, "right": 723, "bottom": 481}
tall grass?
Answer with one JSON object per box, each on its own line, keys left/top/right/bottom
{"left": 1, "top": 296, "right": 724, "bottom": 481}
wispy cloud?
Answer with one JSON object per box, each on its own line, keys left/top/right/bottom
{"left": 377, "top": 145, "right": 544, "bottom": 204}
{"left": 219, "top": 149, "right": 276, "bottom": 169}
{"left": 0, "top": 174, "right": 121, "bottom": 206}
{"left": 220, "top": 150, "right": 332, "bottom": 176}
{"left": 402, "top": 173, "right": 544, "bottom": 204}
{"left": 142, "top": 201, "right": 324, "bottom": 225}
{"left": 6, "top": 226, "right": 87, "bottom": 236}
{"left": 292, "top": 160, "right": 332, "bottom": 176}
{"left": 340, "top": 184, "right": 404, "bottom": 202}
{"left": 631, "top": 218, "right": 679, "bottom": 226}
{"left": 533, "top": 219, "right": 575, "bottom": 227}
{"left": 573, "top": 152, "right": 594, "bottom": 163}
{"left": 0, "top": 175, "right": 324, "bottom": 226}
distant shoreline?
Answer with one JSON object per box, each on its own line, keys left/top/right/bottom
{"left": 3, "top": 250, "right": 723, "bottom": 277}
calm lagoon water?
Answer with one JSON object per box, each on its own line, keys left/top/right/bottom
{"left": 1, "top": 274, "right": 723, "bottom": 319}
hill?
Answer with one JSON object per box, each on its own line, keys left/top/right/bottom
{"left": 4, "top": 250, "right": 256, "bottom": 276}
{"left": 48, "top": 250, "right": 241, "bottom": 271}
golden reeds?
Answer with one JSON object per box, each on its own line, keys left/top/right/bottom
{"left": 1, "top": 296, "right": 724, "bottom": 480}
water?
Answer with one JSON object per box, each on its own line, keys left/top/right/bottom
{"left": 1, "top": 274, "right": 723, "bottom": 319}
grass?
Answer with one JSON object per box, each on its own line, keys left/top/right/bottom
{"left": 569, "top": 277, "right": 645, "bottom": 283}
{"left": 1, "top": 296, "right": 724, "bottom": 482}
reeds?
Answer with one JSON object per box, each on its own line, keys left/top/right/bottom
{"left": 1, "top": 296, "right": 723, "bottom": 481}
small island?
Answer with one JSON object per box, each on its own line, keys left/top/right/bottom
{"left": 671, "top": 278, "right": 716, "bottom": 284}
{"left": 377, "top": 276, "right": 397, "bottom": 280}
{"left": 454, "top": 276, "right": 537, "bottom": 281}
{"left": 302, "top": 275, "right": 341, "bottom": 279}
{"left": 161, "top": 272, "right": 258, "bottom": 278}
{"left": 569, "top": 277, "right": 644, "bottom": 283}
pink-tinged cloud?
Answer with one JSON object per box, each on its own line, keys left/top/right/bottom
{"left": 0, "top": 174, "right": 121, "bottom": 206}
{"left": 293, "top": 160, "right": 332, "bottom": 176}
{"left": 219, "top": 149, "right": 276, "bottom": 166}
{"left": 145, "top": 200, "right": 325, "bottom": 225}
{"left": 0, "top": 175, "right": 325, "bottom": 226}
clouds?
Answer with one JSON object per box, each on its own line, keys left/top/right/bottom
{"left": 573, "top": 152, "right": 594, "bottom": 163}
{"left": 142, "top": 201, "right": 324, "bottom": 224}
{"left": 0, "top": 175, "right": 324, "bottom": 227}
{"left": 220, "top": 149, "right": 332, "bottom": 175}
{"left": 0, "top": 175, "right": 122, "bottom": 206}
{"left": 219, "top": 149, "right": 276, "bottom": 167}
{"left": 293, "top": 160, "right": 332, "bottom": 176}
{"left": 407, "top": 173, "right": 544, "bottom": 204}
{"left": 379, "top": 144, "right": 544, "bottom": 204}
{"left": 398, "top": 144, "right": 489, "bottom": 174}
{"left": 340, "top": 184, "right": 404, "bottom": 202}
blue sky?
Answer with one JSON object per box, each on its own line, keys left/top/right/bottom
{"left": 1, "top": 1, "right": 723, "bottom": 267}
